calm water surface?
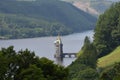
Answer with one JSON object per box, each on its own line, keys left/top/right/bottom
{"left": 0, "top": 30, "right": 94, "bottom": 66}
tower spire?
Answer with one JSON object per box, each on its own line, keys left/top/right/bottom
{"left": 54, "top": 34, "right": 63, "bottom": 65}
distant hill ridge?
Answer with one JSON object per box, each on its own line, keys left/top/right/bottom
{"left": 61, "top": 0, "right": 115, "bottom": 16}
{"left": 0, "top": 0, "right": 96, "bottom": 39}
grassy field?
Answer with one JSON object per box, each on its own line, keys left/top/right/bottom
{"left": 97, "top": 46, "right": 120, "bottom": 68}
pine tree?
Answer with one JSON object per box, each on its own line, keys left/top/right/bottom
{"left": 94, "top": 2, "right": 120, "bottom": 57}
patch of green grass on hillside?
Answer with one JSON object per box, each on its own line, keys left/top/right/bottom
{"left": 97, "top": 46, "right": 120, "bottom": 68}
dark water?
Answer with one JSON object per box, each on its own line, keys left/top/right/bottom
{"left": 0, "top": 30, "right": 94, "bottom": 66}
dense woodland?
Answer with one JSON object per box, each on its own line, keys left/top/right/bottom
{"left": 0, "top": 0, "right": 96, "bottom": 39}
{"left": 68, "top": 2, "right": 120, "bottom": 80}
{"left": 0, "top": 46, "right": 68, "bottom": 80}
{"left": 94, "top": 2, "right": 120, "bottom": 57}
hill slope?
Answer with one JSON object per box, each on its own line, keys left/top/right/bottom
{"left": 98, "top": 46, "right": 120, "bottom": 68}
{"left": 61, "top": 0, "right": 115, "bottom": 16}
{"left": 0, "top": 0, "right": 96, "bottom": 39}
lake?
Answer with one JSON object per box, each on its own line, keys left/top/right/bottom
{"left": 0, "top": 30, "right": 94, "bottom": 66}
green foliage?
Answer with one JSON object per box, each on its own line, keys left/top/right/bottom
{"left": 78, "top": 36, "right": 98, "bottom": 68}
{"left": 0, "top": 53, "right": 8, "bottom": 79}
{"left": 0, "top": 0, "right": 96, "bottom": 39}
{"left": 76, "top": 67, "right": 98, "bottom": 80}
{"left": 94, "top": 2, "right": 120, "bottom": 57}
{"left": 0, "top": 13, "right": 71, "bottom": 39}
{"left": 100, "top": 63, "right": 120, "bottom": 80}
{"left": 68, "top": 36, "right": 98, "bottom": 80}
{"left": 0, "top": 46, "right": 18, "bottom": 80}
{"left": 68, "top": 63, "right": 88, "bottom": 79}
{"left": 0, "top": 46, "right": 68, "bottom": 80}
{"left": 98, "top": 46, "right": 120, "bottom": 68}
{"left": 62, "top": 2, "right": 120, "bottom": 80}
{"left": 18, "top": 65, "right": 46, "bottom": 80}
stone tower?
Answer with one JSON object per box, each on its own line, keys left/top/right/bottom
{"left": 54, "top": 35, "right": 63, "bottom": 65}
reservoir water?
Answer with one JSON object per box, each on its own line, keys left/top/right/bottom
{"left": 0, "top": 30, "right": 94, "bottom": 66}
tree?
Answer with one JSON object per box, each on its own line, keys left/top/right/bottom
{"left": 17, "top": 65, "right": 46, "bottom": 80}
{"left": 100, "top": 63, "right": 120, "bottom": 80}
{"left": 76, "top": 67, "right": 98, "bottom": 80}
{"left": 94, "top": 2, "right": 120, "bottom": 57}
{"left": 0, "top": 46, "right": 18, "bottom": 80}
{"left": 36, "top": 57, "right": 69, "bottom": 80}
{"left": 0, "top": 53, "right": 8, "bottom": 80}
{"left": 0, "top": 0, "right": 96, "bottom": 39}
{"left": 0, "top": 46, "right": 69, "bottom": 80}
{"left": 68, "top": 36, "right": 98, "bottom": 80}
{"left": 80, "top": 36, "right": 97, "bottom": 68}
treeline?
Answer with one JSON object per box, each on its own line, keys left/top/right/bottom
{"left": 68, "top": 36, "right": 98, "bottom": 80}
{"left": 0, "top": 0, "right": 96, "bottom": 39}
{"left": 68, "top": 2, "right": 120, "bottom": 80}
{"left": 0, "top": 13, "right": 71, "bottom": 39}
{"left": 0, "top": 46, "right": 68, "bottom": 80}
{"left": 94, "top": 2, "right": 120, "bottom": 57}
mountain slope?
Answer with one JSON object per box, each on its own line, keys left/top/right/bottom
{"left": 97, "top": 46, "right": 120, "bottom": 68}
{"left": 61, "top": 0, "right": 115, "bottom": 16}
{"left": 73, "top": 1, "right": 99, "bottom": 16}
{"left": 0, "top": 13, "right": 71, "bottom": 39}
{"left": 0, "top": 0, "right": 97, "bottom": 39}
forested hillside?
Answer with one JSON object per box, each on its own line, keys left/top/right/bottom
{"left": 68, "top": 37, "right": 98, "bottom": 80}
{"left": 94, "top": 2, "right": 120, "bottom": 57}
{"left": 68, "top": 2, "right": 120, "bottom": 80}
{"left": 0, "top": 0, "right": 96, "bottom": 39}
